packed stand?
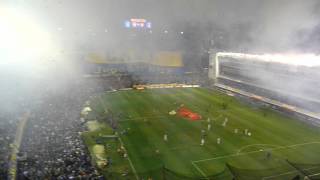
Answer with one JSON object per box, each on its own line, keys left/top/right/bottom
{"left": 17, "top": 79, "right": 106, "bottom": 180}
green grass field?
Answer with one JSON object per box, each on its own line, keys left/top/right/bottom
{"left": 83, "top": 88, "right": 320, "bottom": 180}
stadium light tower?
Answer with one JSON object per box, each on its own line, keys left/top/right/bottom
{"left": 0, "top": 5, "right": 60, "bottom": 76}
{"left": 0, "top": 6, "right": 56, "bottom": 65}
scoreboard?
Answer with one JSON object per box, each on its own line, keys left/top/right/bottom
{"left": 124, "top": 18, "right": 152, "bottom": 29}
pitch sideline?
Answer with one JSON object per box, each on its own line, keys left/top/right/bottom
{"left": 98, "top": 96, "right": 140, "bottom": 179}
{"left": 118, "top": 136, "right": 139, "bottom": 180}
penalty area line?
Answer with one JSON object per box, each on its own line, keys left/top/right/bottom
{"left": 193, "top": 141, "right": 320, "bottom": 163}
{"left": 191, "top": 161, "right": 209, "bottom": 180}
{"left": 119, "top": 115, "right": 168, "bottom": 122}
{"left": 236, "top": 144, "right": 283, "bottom": 154}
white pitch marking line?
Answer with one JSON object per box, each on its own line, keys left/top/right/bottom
{"left": 119, "top": 115, "right": 167, "bottom": 122}
{"left": 98, "top": 96, "right": 139, "bottom": 180}
{"left": 261, "top": 170, "right": 299, "bottom": 180}
{"left": 118, "top": 136, "right": 139, "bottom": 180}
{"left": 193, "top": 141, "right": 320, "bottom": 163}
{"left": 261, "top": 166, "right": 319, "bottom": 180}
{"left": 309, "top": 172, "right": 320, "bottom": 177}
{"left": 236, "top": 144, "right": 283, "bottom": 154}
{"left": 191, "top": 161, "right": 209, "bottom": 179}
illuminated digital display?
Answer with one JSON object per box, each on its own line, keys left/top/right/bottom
{"left": 124, "top": 18, "right": 152, "bottom": 29}
{"left": 124, "top": 20, "right": 131, "bottom": 28}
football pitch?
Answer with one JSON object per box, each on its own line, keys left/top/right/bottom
{"left": 82, "top": 88, "right": 320, "bottom": 180}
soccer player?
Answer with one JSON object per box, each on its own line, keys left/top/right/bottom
{"left": 201, "top": 138, "right": 205, "bottom": 146}
{"left": 222, "top": 117, "right": 228, "bottom": 127}
{"left": 266, "top": 151, "right": 271, "bottom": 160}
{"left": 217, "top": 137, "right": 221, "bottom": 144}
{"left": 107, "top": 156, "right": 112, "bottom": 166}
{"left": 201, "top": 129, "right": 206, "bottom": 135}
{"left": 164, "top": 133, "right": 168, "bottom": 142}
{"left": 234, "top": 128, "right": 238, "bottom": 134}
{"left": 244, "top": 129, "right": 248, "bottom": 135}
{"left": 207, "top": 124, "right": 211, "bottom": 131}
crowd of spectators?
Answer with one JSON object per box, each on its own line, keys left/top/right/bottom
{"left": 14, "top": 74, "right": 138, "bottom": 180}
{"left": 0, "top": 69, "right": 208, "bottom": 180}
{"left": 16, "top": 80, "right": 103, "bottom": 179}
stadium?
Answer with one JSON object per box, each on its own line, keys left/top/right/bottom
{"left": 80, "top": 52, "right": 320, "bottom": 180}
{"left": 1, "top": 1, "right": 320, "bottom": 180}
